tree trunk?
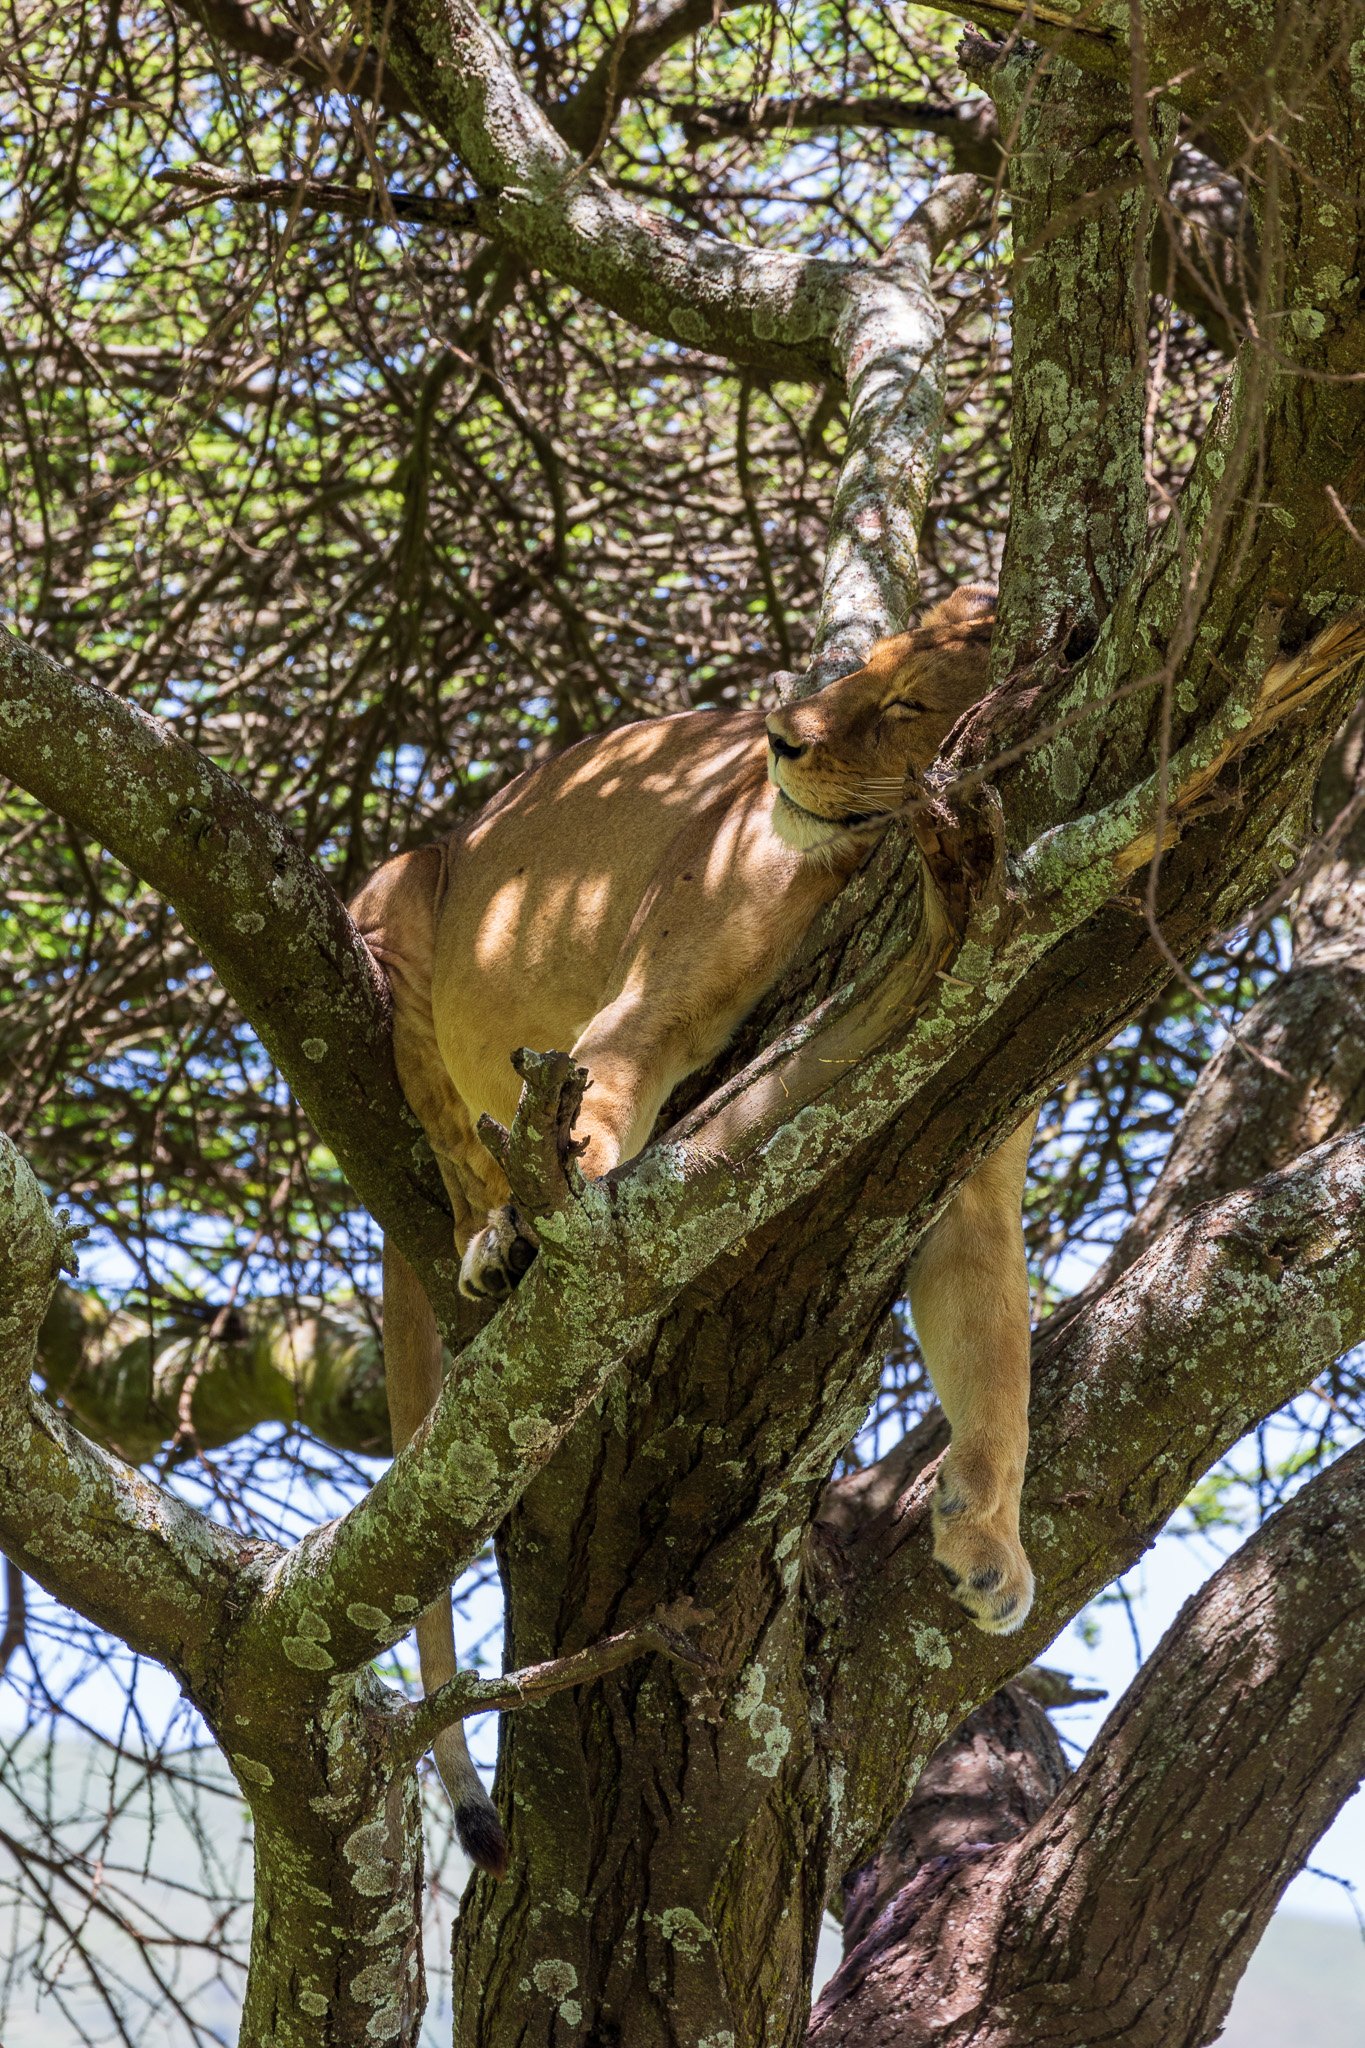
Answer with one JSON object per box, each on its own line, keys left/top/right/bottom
{"left": 229, "top": 1678, "right": 428, "bottom": 2048}
{"left": 450, "top": 1313, "right": 843, "bottom": 2047}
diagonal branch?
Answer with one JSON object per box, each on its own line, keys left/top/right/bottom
{"left": 812, "top": 1434, "right": 1365, "bottom": 2046}
{"left": 0, "top": 626, "right": 461, "bottom": 1324}
{"left": 374, "top": 0, "right": 910, "bottom": 384}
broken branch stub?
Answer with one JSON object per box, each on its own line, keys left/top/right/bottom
{"left": 477, "top": 1048, "right": 590, "bottom": 1238}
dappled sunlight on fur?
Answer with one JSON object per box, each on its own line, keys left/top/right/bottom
{"left": 350, "top": 584, "right": 1041, "bottom": 1866}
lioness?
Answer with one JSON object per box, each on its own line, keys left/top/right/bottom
{"left": 354, "top": 584, "right": 1035, "bottom": 1876}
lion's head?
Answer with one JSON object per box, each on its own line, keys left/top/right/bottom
{"left": 764, "top": 584, "right": 995, "bottom": 853}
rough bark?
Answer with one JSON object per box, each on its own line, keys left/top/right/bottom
{"left": 981, "top": 43, "right": 1170, "bottom": 681}
{"left": 0, "top": 1136, "right": 241, "bottom": 1680}
{"left": 838, "top": 1683, "right": 1070, "bottom": 1957}
{"left": 810, "top": 1434, "right": 1365, "bottom": 2048}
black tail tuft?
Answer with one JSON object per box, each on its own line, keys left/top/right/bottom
{"left": 456, "top": 1796, "right": 509, "bottom": 1880}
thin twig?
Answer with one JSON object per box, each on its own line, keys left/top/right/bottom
{"left": 153, "top": 164, "right": 477, "bottom": 231}
{"left": 391, "top": 1601, "right": 715, "bottom": 1762}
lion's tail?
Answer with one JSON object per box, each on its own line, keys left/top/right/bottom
{"left": 383, "top": 1243, "right": 509, "bottom": 1879}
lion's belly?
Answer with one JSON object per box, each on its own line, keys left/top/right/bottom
{"left": 427, "top": 714, "right": 762, "bottom": 1125}
{"left": 425, "top": 706, "right": 845, "bottom": 1142}
{"left": 433, "top": 973, "right": 601, "bottom": 1130}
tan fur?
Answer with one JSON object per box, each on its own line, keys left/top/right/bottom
{"left": 353, "top": 585, "right": 1038, "bottom": 1869}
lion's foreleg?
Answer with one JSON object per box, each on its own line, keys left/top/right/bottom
{"left": 907, "top": 1114, "right": 1038, "bottom": 1634}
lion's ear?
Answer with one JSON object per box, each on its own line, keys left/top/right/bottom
{"left": 918, "top": 583, "right": 997, "bottom": 635}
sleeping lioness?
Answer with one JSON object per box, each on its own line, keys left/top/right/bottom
{"left": 353, "top": 585, "right": 1035, "bottom": 1876}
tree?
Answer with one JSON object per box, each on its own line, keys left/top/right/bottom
{"left": 2, "top": 2, "right": 1365, "bottom": 2044}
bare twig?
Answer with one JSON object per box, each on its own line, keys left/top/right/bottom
{"left": 154, "top": 163, "right": 477, "bottom": 230}
{"left": 391, "top": 1599, "right": 716, "bottom": 1761}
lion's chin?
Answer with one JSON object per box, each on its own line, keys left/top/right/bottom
{"left": 770, "top": 787, "right": 858, "bottom": 855}
{"left": 770, "top": 785, "right": 892, "bottom": 859}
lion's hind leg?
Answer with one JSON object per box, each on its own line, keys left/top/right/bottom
{"left": 907, "top": 1116, "right": 1038, "bottom": 1635}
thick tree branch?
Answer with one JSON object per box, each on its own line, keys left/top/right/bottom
{"left": 0, "top": 1135, "right": 243, "bottom": 1680}
{"left": 373, "top": 0, "right": 893, "bottom": 382}
{"left": 0, "top": 628, "right": 460, "bottom": 1317}
{"left": 812, "top": 1436, "right": 1365, "bottom": 2046}
{"left": 666, "top": 84, "right": 1251, "bottom": 356}
{"left": 838, "top": 1681, "right": 1070, "bottom": 1957}
{"left": 802, "top": 174, "right": 984, "bottom": 683}
{"left": 175, "top": 0, "right": 750, "bottom": 160}
{"left": 977, "top": 39, "right": 1171, "bottom": 682}
{"left": 1095, "top": 706, "right": 1365, "bottom": 1290}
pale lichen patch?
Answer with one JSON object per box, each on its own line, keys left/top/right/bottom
{"left": 282, "top": 1635, "right": 335, "bottom": 1670}
{"left": 655, "top": 1905, "right": 713, "bottom": 1958}
{"left": 908, "top": 1623, "right": 953, "bottom": 1670}
{"left": 343, "top": 1818, "right": 397, "bottom": 1898}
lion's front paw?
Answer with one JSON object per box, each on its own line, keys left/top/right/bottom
{"left": 931, "top": 1464, "right": 1034, "bottom": 1635}
{"left": 459, "top": 1207, "right": 538, "bottom": 1300}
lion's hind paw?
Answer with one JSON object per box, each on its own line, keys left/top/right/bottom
{"left": 931, "top": 1473, "right": 1034, "bottom": 1635}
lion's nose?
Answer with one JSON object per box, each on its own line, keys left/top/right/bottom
{"left": 766, "top": 722, "right": 807, "bottom": 762}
